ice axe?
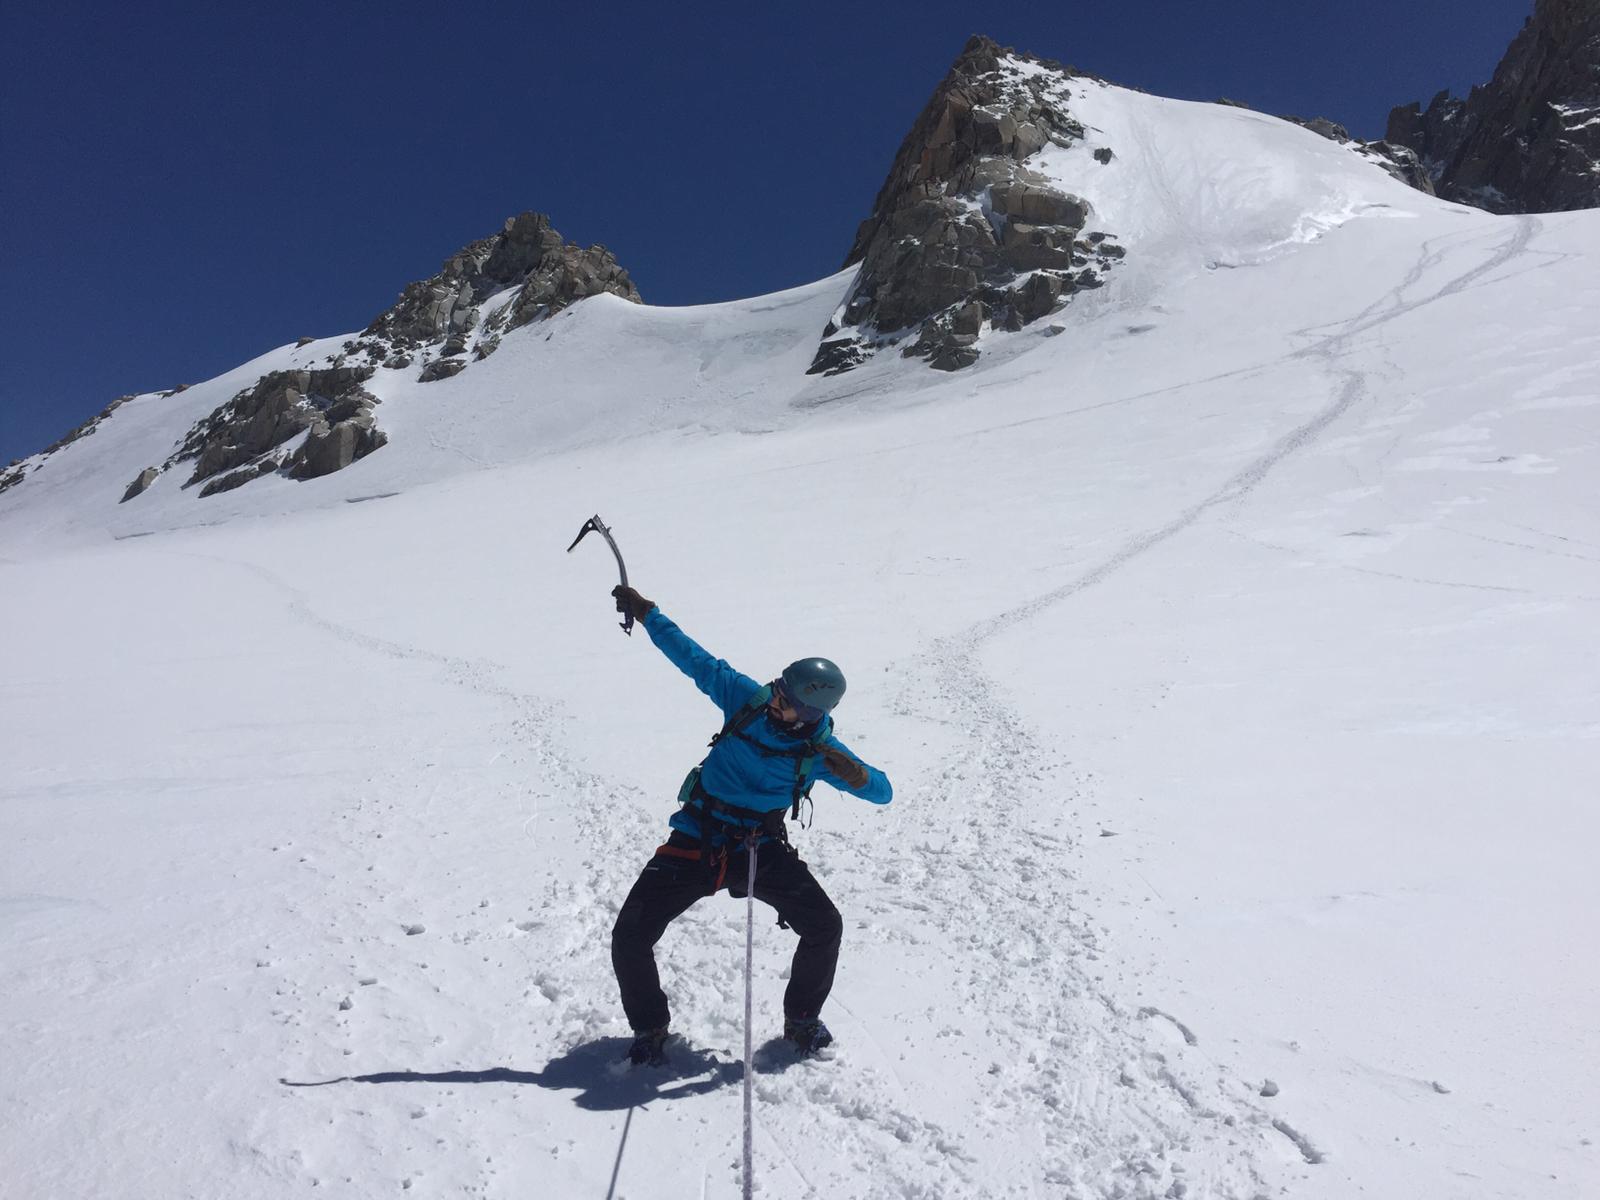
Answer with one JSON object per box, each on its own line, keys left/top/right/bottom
{"left": 566, "top": 514, "right": 634, "bottom": 635}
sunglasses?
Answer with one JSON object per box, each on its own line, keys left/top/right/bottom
{"left": 770, "top": 679, "right": 825, "bottom": 725}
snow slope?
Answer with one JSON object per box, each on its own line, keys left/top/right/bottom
{"left": 3, "top": 76, "right": 1598, "bottom": 1199}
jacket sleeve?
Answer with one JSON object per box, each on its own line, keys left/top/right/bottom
{"left": 818, "top": 734, "right": 892, "bottom": 805}
{"left": 641, "top": 607, "right": 762, "bottom": 717}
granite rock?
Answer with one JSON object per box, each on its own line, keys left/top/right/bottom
{"left": 810, "top": 35, "right": 1124, "bottom": 375}
{"left": 1385, "top": 0, "right": 1600, "bottom": 212}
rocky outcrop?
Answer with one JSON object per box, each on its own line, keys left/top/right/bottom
{"left": 1272, "top": 111, "right": 1438, "bottom": 194}
{"left": 810, "top": 35, "right": 1126, "bottom": 375}
{"left": 1355, "top": 140, "right": 1437, "bottom": 194}
{"left": 1385, "top": 0, "right": 1600, "bottom": 212}
{"left": 351, "top": 212, "right": 641, "bottom": 381}
{"left": 418, "top": 359, "right": 467, "bottom": 383}
{"left": 121, "top": 467, "right": 160, "bottom": 503}
{"left": 199, "top": 458, "right": 282, "bottom": 498}
{"left": 8, "top": 213, "right": 639, "bottom": 511}
{"left": 164, "top": 366, "right": 383, "bottom": 495}
{"left": 287, "top": 396, "right": 387, "bottom": 481}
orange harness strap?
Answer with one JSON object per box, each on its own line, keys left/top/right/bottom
{"left": 654, "top": 841, "right": 741, "bottom": 891}
{"left": 655, "top": 841, "right": 732, "bottom": 891}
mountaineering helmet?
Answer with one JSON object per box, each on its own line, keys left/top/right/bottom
{"left": 778, "top": 657, "right": 847, "bottom": 717}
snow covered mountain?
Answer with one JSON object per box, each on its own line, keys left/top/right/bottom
{"left": 3, "top": 40, "right": 1598, "bottom": 1200}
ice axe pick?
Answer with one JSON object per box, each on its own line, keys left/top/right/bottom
{"left": 566, "top": 514, "right": 634, "bottom": 635}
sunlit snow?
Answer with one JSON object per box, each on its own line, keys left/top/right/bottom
{"left": 3, "top": 76, "right": 1597, "bottom": 1200}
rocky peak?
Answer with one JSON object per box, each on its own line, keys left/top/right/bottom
{"left": 1385, "top": 0, "right": 1600, "bottom": 213}
{"left": 810, "top": 35, "right": 1126, "bottom": 375}
{"left": 111, "top": 212, "right": 643, "bottom": 504}
{"left": 354, "top": 211, "right": 642, "bottom": 379}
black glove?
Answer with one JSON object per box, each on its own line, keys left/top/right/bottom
{"left": 821, "top": 746, "right": 869, "bottom": 789}
{"left": 612, "top": 585, "right": 655, "bottom": 622}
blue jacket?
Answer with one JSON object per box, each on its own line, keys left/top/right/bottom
{"left": 641, "top": 607, "right": 891, "bottom": 843}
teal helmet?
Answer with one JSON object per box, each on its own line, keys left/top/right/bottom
{"left": 778, "top": 657, "right": 847, "bottom": 717}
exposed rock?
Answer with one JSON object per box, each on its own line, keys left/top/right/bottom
{"left": 166, "top": 366, "right": 383, "bottom": 492}
{"left": 120, "top": 467, "right": 160, "bottom": 503}
{"left": 355, "top": 212, "right": 641, "bottom": 381}
{"left": 1284, "top": 115, "right": 1352, "bottom": 142}
{"left": 1093, "top": 147, "right": 1115, "bottom": 164}
{"left": 810, "top": 35, "right": 1124, "bottom": 375}
{"left": 991, "top": 178, "right": 1090, "bottom": 227}
{"left": 13, "top": 214, "right": 641, "bottom": 508}
{"left": 809, "top": 337, "right": 875, "bottom": 376}
{"left": 1000, "top": 220, "right": 1079, "bottom": 271}
{"left": 910, "top": 320, "right": 981, "bottom": 371}
{"left": 1385, "top": 0, "right": 1600, "bottom": 212}
{"left": 1278, "top": 111, "right": 1438, "bottom": 195}
{"left": 1357, "top": 140, "right": 1437, "bottom": 194}
{"left": 199, "top": 458, "right": 281, "bottom": 498}
{"left": 1011, "top": 271, "right": 1075, "bottom": 322}
{"left": 419, "top": 359, "right": 467, "bottom": 383}
{"left": 288, "top": 417, "right": 387, "bottom": 480}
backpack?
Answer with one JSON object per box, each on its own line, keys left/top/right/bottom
{"left": 676, "top": 684, "right": 827, "bottom": 829}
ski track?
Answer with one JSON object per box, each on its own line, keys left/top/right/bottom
{"left": 169, "top": 217, "right": 1544, "bottom": 1198}
{"left": 842, "top": 216, "right": 1547, "bottom": 1198}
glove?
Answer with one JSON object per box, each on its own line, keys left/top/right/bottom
{"left": 612, "top": 584, "right": 655, "bottom": 622}
{"left": 821, "top": 746, "right": 869, "bottom": 789}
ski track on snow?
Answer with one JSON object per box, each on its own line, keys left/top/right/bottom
{"left": 848, "top": 216, "right": 1548, "bottom": 1197}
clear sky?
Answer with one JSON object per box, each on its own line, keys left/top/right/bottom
{"left": 0, "top": 0, "right": 1532, "bottom": 464}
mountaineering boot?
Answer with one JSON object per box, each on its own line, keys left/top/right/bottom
{"left": 783, "top": 1017, "right": 833, "bottom": 1056}
{"left": 627, "top": 1026, "right": 670, "bottom": 1066}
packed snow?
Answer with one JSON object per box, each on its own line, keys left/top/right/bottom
{"left": 2, "top": 75, "right": 1597, "bottom": 1199}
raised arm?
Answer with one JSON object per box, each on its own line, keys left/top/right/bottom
{"left": 614, "top": 587, "right": 760, "bottom": 717}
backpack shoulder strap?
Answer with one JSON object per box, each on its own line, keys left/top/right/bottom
{"left": 707, "top": 685, "right": 772, "bottom": 750}
{"left": 789, "top": 722, "right": 834, "bottom": 820}
{"left": 704, "top": 690, "right": 830, "bottom": 824}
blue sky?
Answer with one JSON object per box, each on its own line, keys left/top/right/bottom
{"left": 0, "top": 0, "right": 1531, "bottom": 464}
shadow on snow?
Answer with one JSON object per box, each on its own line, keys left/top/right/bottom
{"left": 279, "top": 1034, "right": 807, "bottom": 1111}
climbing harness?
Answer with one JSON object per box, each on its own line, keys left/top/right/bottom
{"left": 672, "top": 685, "right": 828, "bottom": 892}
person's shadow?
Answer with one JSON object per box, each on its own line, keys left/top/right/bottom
{"left": 280, "top": 1036, "right": 751, "bottom": 1111}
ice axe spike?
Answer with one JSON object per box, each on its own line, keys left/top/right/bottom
{"left": 566, "top": 514, "right": 633, "bottom": 635}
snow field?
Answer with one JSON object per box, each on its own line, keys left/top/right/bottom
{"left": 4, "top": 75, "right": 1599, "bottom": 1199}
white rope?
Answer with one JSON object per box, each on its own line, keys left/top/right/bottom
{"left": 742, "top": 835, "right": 758, "bottom": 1200}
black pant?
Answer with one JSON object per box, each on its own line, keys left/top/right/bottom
{"left": 611, "top": 831, "right": 844, "bottom": 1033}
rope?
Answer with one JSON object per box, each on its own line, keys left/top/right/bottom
{"left": 741, "top": 832, "right": 758, "bottom": 1200}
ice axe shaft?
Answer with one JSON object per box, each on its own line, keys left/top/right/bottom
{"left": 566, "top": 514, "right": 634, "bottom": 635}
